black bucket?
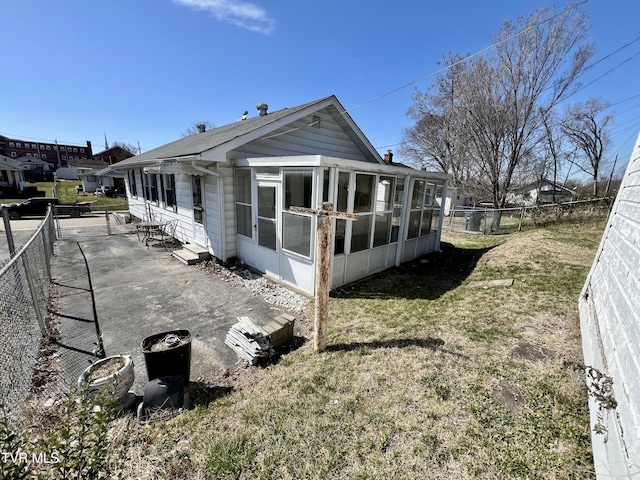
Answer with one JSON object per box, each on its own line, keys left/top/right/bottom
{"left": 141, "top": 329, "right": 192, "bottom": 383}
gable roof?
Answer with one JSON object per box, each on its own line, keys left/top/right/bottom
{"left": 117, "top": 95, "right": 383, "bottom": 168}
{"left": 511, "top": 178, "right": 575, "bottom": 196}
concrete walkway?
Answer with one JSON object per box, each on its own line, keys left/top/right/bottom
{"left": 50, "top": 226, "right": 296, "bottom": 394}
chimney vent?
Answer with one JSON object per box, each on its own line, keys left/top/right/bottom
{"left": 197, "top": 123, "right": 206, "bottom": 133}
{"left": 256, "top": 102, "right": 269, "bottom": 116}
{"left": 384, "top": 150, "right": 393, "bottom": 164}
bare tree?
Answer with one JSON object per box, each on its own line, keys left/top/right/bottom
{"left": 180, "top": 120, "right": 216, "bottom": 137}
{"left": 561, "top": 98, "right": 612, "bottom": 196}
{"left": 401, "top": 5, "right": 594, "bottom": 227}
{"left": 400, "top": 54, "right": 473, "bottom": 192}
{"left": 110, "top": 141, "right": 139, "bottom": 156}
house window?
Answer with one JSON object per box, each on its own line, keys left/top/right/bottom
{"left": 62, "top": 155, "right": 67, "bottom": 160}
{"left": 73, "top": 147, "right": 78, "bottom": 152}
{"left": 234, "top": 169, "right": 252, "bottom": 238}
{"left": 9, "top": 142, "right": 14, "bottom": 147}
{"left": 144, "top": 173, "right": 158, "bottom": 204}
{"left": 16, "top": 142, "right": 21, "bottom": 148}
{"left": 10, "top": 152, "right": 16, "bottom": 157}
{"left": 373, "top": 176, "right": 395, "bottom": 247}
{"left": 80, "top": 148, "right": 85, "bottom": 153}
{"left": 282, "top": 170, "right": 313, "bottom": 257}
{"left": 162, "top": 174, "right": 176, "bottom": 211}
{"left": 46, "top": 145, "right": 51, "bottom": 150}
{"left": 34, "top": 154, "right": 39, "bottom": 159}
{"left": 351, "top": 173, "right": 375, "bottom": 253}
{"left": 192, "top": 176, "right": 203, "bottom": 224}
{"left": 42, "top": 154, "right": 47, "bottom": 160}
{"left": 31, "top": 144, "right": 37, "bottom": 149}
{"left": 127, "top": 170, "right": 137, "bottom": 197}
{"left": 60, "top": 146, "right": 66, "bottom": 151}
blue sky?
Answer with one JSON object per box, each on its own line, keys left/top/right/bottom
{"left": 2, "top": 0, "right": 639, "bottom": 180}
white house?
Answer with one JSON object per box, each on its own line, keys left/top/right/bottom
{"left": 117, "top": 96, "right": 450, "bottom": 295}
{"left": 506, "top": 178, "right": 576, "bottom": 206}
{"left": 579, "top": 131, "right": 640, "bottom": 478}
{"left": 0, "top": 154, "right": 27, "bottom": 192}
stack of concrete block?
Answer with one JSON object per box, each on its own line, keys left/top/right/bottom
{"left": 261, "top": 313, "right": 295, "bottom": 349}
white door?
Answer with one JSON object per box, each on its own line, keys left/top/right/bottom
{"left": 192, "top": 176, "right": 208, "bottom": 246}
{"left": 254, "top": 180, "right": 280, "bottom": 277}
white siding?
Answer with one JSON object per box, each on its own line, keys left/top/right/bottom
{"left": 228, "top": 109, "right": 372, "bottom": 162}
{"left": 579, "top": 132, "right": 640, "bottom": 478}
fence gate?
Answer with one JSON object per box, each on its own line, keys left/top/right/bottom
{"left": 54, "top": 206, "right": 115, "bottom": 237}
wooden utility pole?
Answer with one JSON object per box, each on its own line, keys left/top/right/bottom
{"left": 290, "top": 202, "right": 358, "bottom": 352}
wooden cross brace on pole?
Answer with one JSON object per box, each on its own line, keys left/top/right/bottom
{"left": 289, "top": 202, "right": 359, "bottom": 352}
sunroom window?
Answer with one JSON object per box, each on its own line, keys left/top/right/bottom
{"left": 351, "top": 174, "right": 374, "bottom": 252}
{"left": 373, "top": 176, "right": 395, "bottom": 247}
{"left": 283, "top": 170, "right": 313, "bottom": 257}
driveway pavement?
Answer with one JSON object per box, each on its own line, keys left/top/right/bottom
{"left": 49, "top": 224, "right": 300, "bottom": 395}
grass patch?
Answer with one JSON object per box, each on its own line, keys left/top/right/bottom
{"left": 0, "top": 181, "right": 128, "bottom": 210}
{"left": 30, "top": 222, "right": 603, "bottom": 479}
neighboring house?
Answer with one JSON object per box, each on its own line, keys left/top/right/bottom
{"left": 0, "top": 154, "right": 27, "bottom": 192}
{"left": 79, "top": 166, "right": 125, "bottom": 195}
{"left": 56, "top": 159, "right": 109, "bottom": 181}
{"left": 14, "top": 156, "right": 53, "bottom": 182}
{"left": 93, "top": 146, "right": 135, "bottom": 165}
{"left": 579, "top": 132, "right": 640, "bottom": 478}
{"left": 117, "top": 96, "right": 449, "bottom": 295}
{"left": 506, "top": 178, "right": 576, "bottom": 206}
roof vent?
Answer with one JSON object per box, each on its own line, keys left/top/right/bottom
{"left": 256, "top": 102, "right": 268, "bottom": 116}
{"left": 196, "top": 123, "right": 206, "bottom": 133}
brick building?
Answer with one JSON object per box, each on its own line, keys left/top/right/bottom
{"left": 0, "top": 135, "right": 93, "bottom": 168}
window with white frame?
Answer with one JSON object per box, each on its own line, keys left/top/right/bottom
{"left": 373, "top": 176, "right": 396, "bottom": 247}
{"left": 282, "top": 170, "right": 313, "bottom": 257}
{"left": 334, "top": 171, "right": 350, "bottom": 255}
{"left": 144, "top": 173, "right": 158, "bottom": 204}
{"left": 162, "top": 173, "right": 176, "bottom": 211}
{"left": 16, "top": 142, "right": 21, "bottom": 148}
{"left": 42, "top": 154, "right": 47, "bottom": 159}
{"left": 9, "top": 142, "right": 14, "bottom": 147}
{"left": 391, "top": 178, "right": 405, "bottom": 242}
{"left": 235, "top": 169, "right": 252, "bottom": 238}
{"left": 351, "top": 173, "right": 374, "bottom": 253}
{"left": 127, "top": 170, "right": 137, "bottom": 197}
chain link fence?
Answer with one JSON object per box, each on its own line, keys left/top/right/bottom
{"left": 0, "top": 207, "right": 55, "bottom": 425}
{"left": 448, "top": 198, "right": 613, "bottom": 235}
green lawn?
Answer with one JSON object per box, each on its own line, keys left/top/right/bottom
{"left": 108, "top": 218, "right": 603, "bottom": 479}
{"left": 0, "top": 181, "right": 128, "bottom": 210}
{"left": 19, "top": 215, "right": 606, "bottom": 479}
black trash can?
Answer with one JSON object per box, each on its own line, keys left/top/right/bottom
{"left": 141, "top": 329, "right": 192, "bottom": 383}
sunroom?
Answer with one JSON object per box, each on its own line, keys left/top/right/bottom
{"left": 232, "top": 155, "right": 449, "bottom": 295}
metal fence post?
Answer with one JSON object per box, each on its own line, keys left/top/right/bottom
{"left": 105, "top": 205, "right": 111, "bottom": 235}
{"left": 1, "top": 206, "right": 16, "bottom": 256}
{"left": 20, "top": 250, "right": 47, "bottom": 336}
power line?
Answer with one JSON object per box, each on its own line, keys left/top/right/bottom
{"left": 345, "top": 0, "right": 590, "bottom": 113}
